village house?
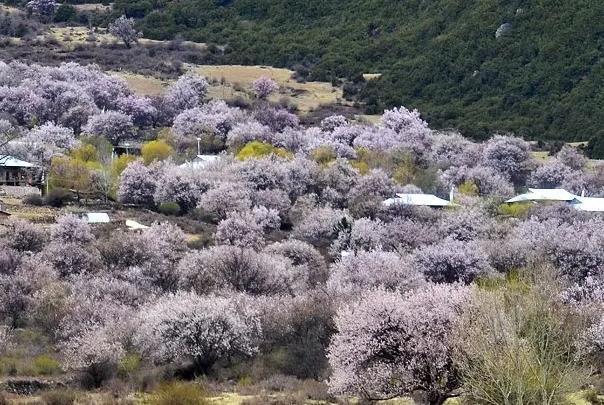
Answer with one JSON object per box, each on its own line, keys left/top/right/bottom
{"left": 506, "top": 188, "right": 604, "bottom": 212}
{"left": 0, "top": 155, "right": 39, "bottom": 186}
{"left": 383, "top": 192, "right": 457, "bottom": 208}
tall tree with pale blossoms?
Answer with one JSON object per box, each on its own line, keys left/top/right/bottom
{"left": 83, "top": 111, "right": 135, "bottom": 145}
{"left": 134, "top": 292, "right": 261, "bottom": 374}
{"left": 109, "top": 15, "right": 141, "bottom": 48}
{"left": 327, "top": 284, "right": 472, "bottom": 404}
{"left": 252, "top": 76, "right": 279, "bottom": 99}
{"left": 26, "top": 0, "right": 57, "bottom": 22}
{"left": 164, "top": 73, "right": 209, "bottom": 114}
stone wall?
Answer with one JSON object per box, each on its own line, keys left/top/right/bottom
{"left": 0, "top": 186, "right": 41, "bottom": 198}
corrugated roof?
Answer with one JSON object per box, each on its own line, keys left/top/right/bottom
{"left": 126, "top": 219, "right": 149, "bottom": 230}
{"left": 505, "top": 188, "right": 577, "bottom": 203}
{"left": 572, "top": 197, "right": 604, "bottom": 212}
{"left": 179, "top": 155, "right": 220, "bottom": 169}
{"left": 0, "top": 156, "right": 35, "bottom": 168}
{"left": 85, "top": 213, "right": 110, "bottom": 223}
{"left": 384, "top": 193, "right": 455, "bottom": 207}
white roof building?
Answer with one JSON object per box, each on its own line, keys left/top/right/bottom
{"left": 505, "top": 188, "right": 577, "bottom": 203}
{"left": 126, "top": 219, "right": 150, "bottom": 230}
{"left": 0, "top": 156, "right": 36, "bottom": 168}
{"left": 383, "top": 193, "right": 456, "bottom": 208}
{"left": 506, "top": 188, "right": 604, "bottom": 213}
{"left": 84, "top": 213, "right": 110, "bottom": 223}
{"left": 180, "top": 155, "right": 220, "bottom": 169}
{"left": 571, "top": 197, "right": 604, "bottom": 212}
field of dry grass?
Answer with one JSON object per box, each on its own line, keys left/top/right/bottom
{"left": 72, "top": 3, "right": 113, "bottom": 13}
{"left": 0, "top": 4, "right": 23, "bottom": 14}
{"left": 111, "top": 71, "right": 169, "bottom": 96}
{"left": 192, "top": 64, "right": 347, "bottom": 113}
{"left": 48, "top": 26, "right": 206, "bottom": 51}
{"left": 113, "top": 64, "right": 349, "bottom": 114}
{"left": 0, "top": 197, "right": 57, "bottom": 223}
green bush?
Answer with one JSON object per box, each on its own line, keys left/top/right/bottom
{"left": 583, "top": 389, "right": 604, "bottom": 405}
{"left": 23, "top": 193, "right": 44, "bottom": 206}
{"left": 54, "top": 4, "right": 77, "bottom": 22}
{"left": 41, "top": 389, "right": 78, "bottom": 405}
{"left": 236, "top": 141, "right": 292, "bottom": 160}
{"left": 310, "top": 146, "right": 336, "bottom": 166}
{"left": 497, "top": 202, "right": 532, "bottom": 218}
{"left": 149, "top": 382, "right": 209, "bottom": 405}
{"left": 586, "top": 136, "right": 604, "bottom": 159}
{"left": 33, "top": 354, "right": 61, "bottom": 376}
{"left": 117, "top": 353, "right": 141, "bottom": 378}
{"left": 458, "top": 180, "right": 479, "bottom": 196}
{"left": 0, "top": 357, "right": 18, "bottom": 376}
{"left": 44, "top": 188, "right": 73, "bottom": 208}
{"left": 158, "top": 202, "right": 181, "bottom": 216}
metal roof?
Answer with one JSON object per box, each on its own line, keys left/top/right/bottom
{"left": 505, "top": 188, "right": 577, "bottom": 203}
{"left": 84, "top": 213, "right": 110, "bottom": 223}
{"left": 0, "top": 156, "right": 35, "bottom": 168}
{"left": 179, "top": 154, "right": 220, "bottom": 169}
{"left": 571, "top": 197, "right": 604, "bottom": 212}
{"left": 126, "top": 219, "right": 149, "bottom": 230}
{"left": 383, "top": 193, "right": 455, "bottom": 207}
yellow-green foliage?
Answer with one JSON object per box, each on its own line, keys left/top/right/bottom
{"left": 237, "top": 375, "right": 253, "bottom": 387}
{"left": 41, "top": 389, "right": 78, "bottom": 405}
{"left": 498, "top": 202, "right": 532, "bottom": 218}
{"left": 458, "top": 180, "right": 479, "bottom": 196}
{"left": 391, "top": 152, "right": 417, "bottom": 185}
{"left": 33, "top": 354, "right": 61, "bottom": 376}
{"left": 49, "top": 156, "right": 92, "bottom": 193}
{"left": 112, "top": 154, "right": 137, "bottom": 176}
{"left": 149, "top": 382, "right": 209, "bottom": 405}
{"left": 117, "top": 353, "right": 141, "bottom": 378}
{"left": 236, "top": 141, "right": 292, "bottom": 160}
{"left": 141, "top": 139, "right": 174, "bottom": 165}
{"left": 456, "top": 272, "right": 589, "bottom": 405}
{"left": 70, "top": 144, "right": 98, "bottom": 163}
{"left": 353, "top": 148, "right": 387, "bottom": 174}
{"left": 351, "top": 160, "right": 369, "bottom": 174}
{"left": 310, "top": 145, "right": 337, "bottom": 165}
{"left": 475, "top": 269, "right": 529, "bottom": 293}
{"left": 0, "top": 357, "right": 18, "bottom": 376}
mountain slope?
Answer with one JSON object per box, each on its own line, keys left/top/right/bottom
{"left": 116, "top": 0, "right": 604, "bottom": 141}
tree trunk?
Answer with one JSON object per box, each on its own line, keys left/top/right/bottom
{"left": 428, "top": 391, "right": 449, "bottom": 405}
{"left": 193, "top": 356, "right": 215, "bottom": 376}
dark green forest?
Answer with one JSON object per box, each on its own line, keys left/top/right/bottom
{"left": 113, "top": 0, "right": 604, "bottom": 141}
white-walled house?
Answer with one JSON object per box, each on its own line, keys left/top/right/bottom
{"left": 571, "top": 196, "right": 604, "bottom": 212}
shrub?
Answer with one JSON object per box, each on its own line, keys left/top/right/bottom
{"left": 458, "top": 180, "right": 479, "bottom": 196}
{"left": 236, "top": 141, "right": 292, "bottom": 160}
{"left": 141, "top": 139, "right": 173, "bottom": 165}
{"left": 45, "top": 188, "right": 73, "bottom": 207}
{"left": 117, "top": 353, "right": 141, "bottom": 378}
{"left": 23, "top": 194, "right": 44, "bottom": 206}
{"left": 497, "top": 202, "right": 532, "bottom": 218}
{"left": 310, "top": 146, "right": 337, "bottom": 165}
{"left": 158, "top": 202, "right": 181, "bottom": 216}
{"left": 149, "top": 382, "right": 209, "bottom": 405}
{"left": 40, "top": 389, "right": 78, "bottom": 405}
{"left": 454, "top": 288, "right": 588, "bottom": 405}
{"left": 33, "top": 354, "right": 60, "bottom": 376}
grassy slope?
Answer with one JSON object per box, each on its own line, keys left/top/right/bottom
{"left": 114, "top": 0, "right": 604, "bottom": 141}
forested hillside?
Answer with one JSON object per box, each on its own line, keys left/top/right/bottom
{"left": 113, "top": 0, "right": 604, "bottom": 141}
